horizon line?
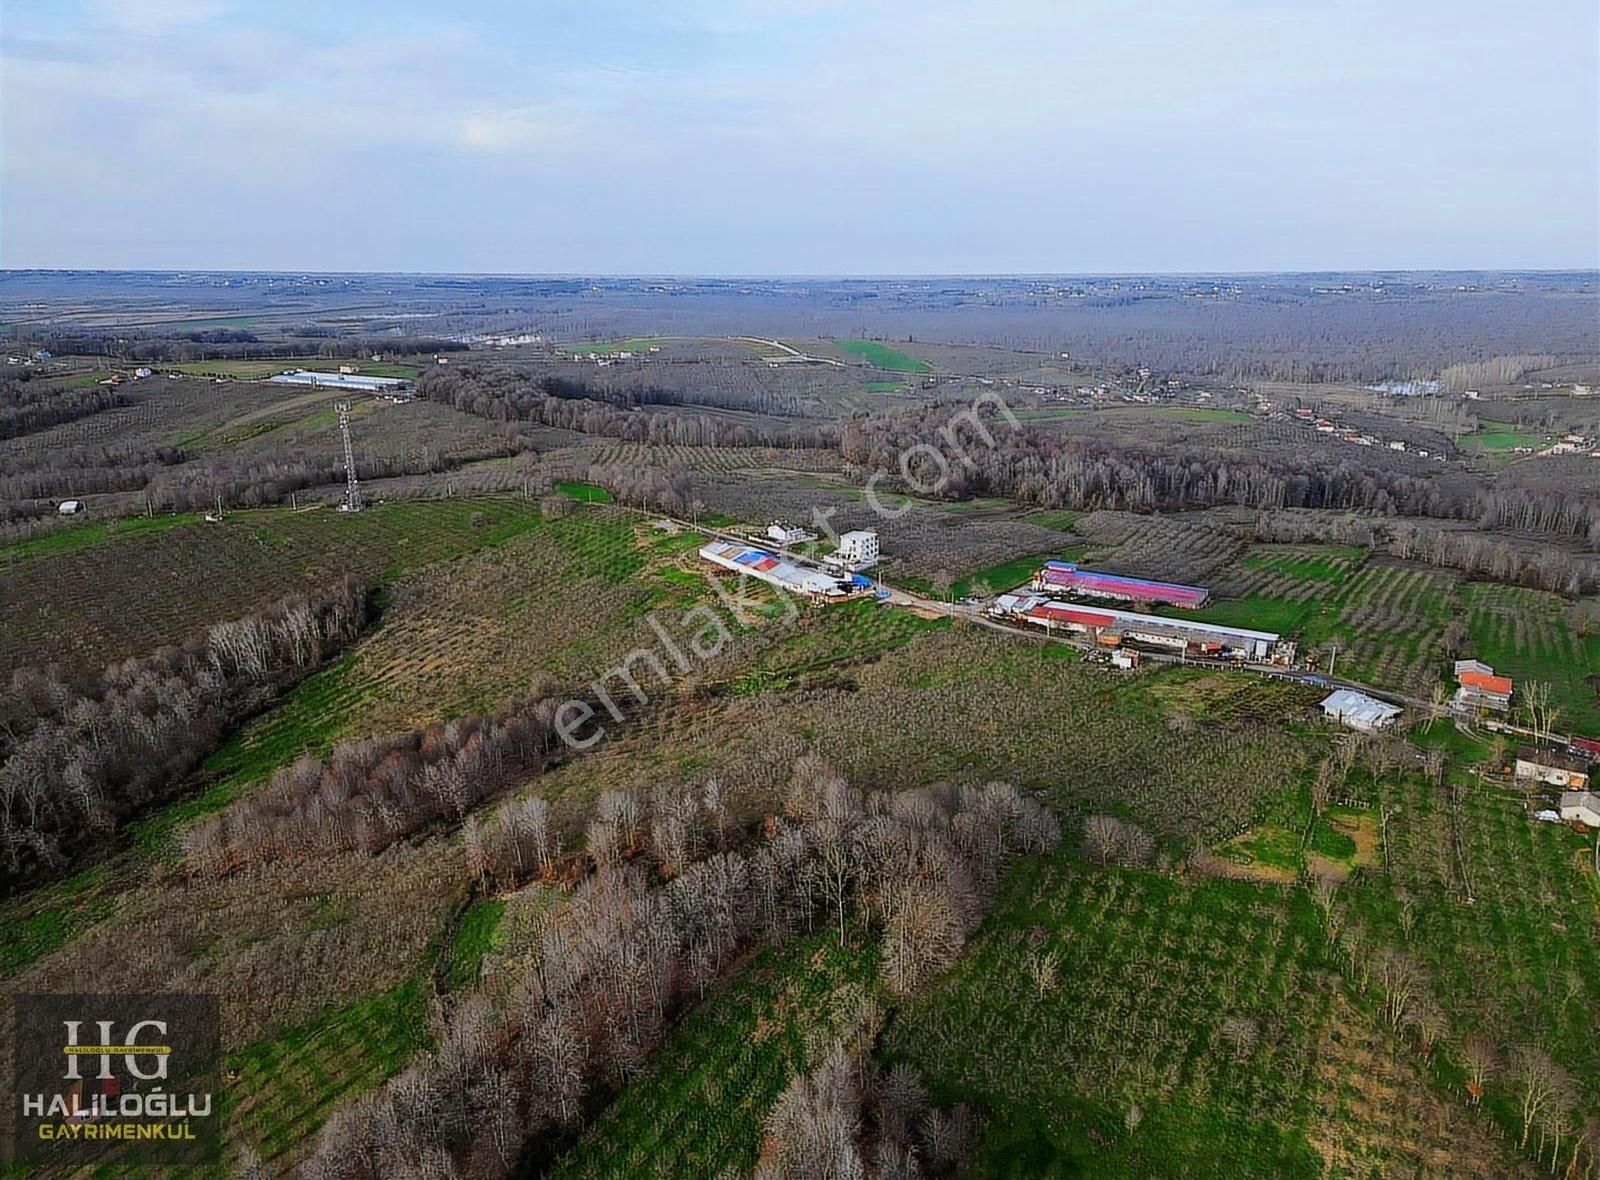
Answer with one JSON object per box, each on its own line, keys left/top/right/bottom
{"left": 2, "top": 267, "right": 1598, "bottom": 282}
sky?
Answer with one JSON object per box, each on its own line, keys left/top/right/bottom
{"left": 2, "top": 0, "right": 1597, "bottom": 274}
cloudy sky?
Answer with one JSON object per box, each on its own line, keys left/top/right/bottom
{"left": 2, "top": 0, "right": 1596, "bottom": 273}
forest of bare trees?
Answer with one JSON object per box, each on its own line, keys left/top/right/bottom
{"left": 0, "top": 441, "right": 184, "bottom": 510}
{"left": 755, "top": 1052, "right": 976, "bottom": 1180}
{"left": 417, "top": 367, "right": 837, "bottom": 451}
{"left": 0, "top": 579, "right": 369, "bottom": 887}
{"left": 843, "top": 405, "right": 1479, "bottom": 520}
{"left": 298, "top": 763, "right": 1057, "bottom": 1180}
{"left": 30, "top": 331, "right": 470, "bottom": 365}
{"left": 0, "top": 379, "right": 128, "bottom": 441}
{"left": 842, "top": 403, "right": 1600, "bottom": 563}
{"left": 182, "top": 700, "right": 574, "bottom": 876}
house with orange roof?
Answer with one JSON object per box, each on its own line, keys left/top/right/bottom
{"left": 1453, "top": 659, "right": 1513, "bottom": 713}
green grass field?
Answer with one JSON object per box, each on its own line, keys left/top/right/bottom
{"left": 1156, "top": 406, "right": 1257, "bottom": 425}
{"left": 1182, "top": 593, "right": 1320, "bottom": 635}
{"left": 442, "top": 899, "right": 506, "bottom": 992}
{"left": 832, "top": 338, "right": 933, "bottom": 373}
{"left": 1240, "top": 546, "right": 1366, "bottom": 583}
{"left": 0, "top": 512, "right": 205, "bottom": 563}
{"left": 1200, "top": 552, "right": 1600, "bottom": 734}
{"left": 227, "top": 978, "right": 433, "bottom": 1165}
{"left": 1462, "top": 420, "right": 1549, "bottom": 452}
{"left": 885, "top": 855, "right": 1336, "bottom": 1179}
{"left": 899, "top": 551, "right": 1074, "bottom": 600}
{"left": 131, "top": 654, "right": 365, "bottom": 860}
{"left": 1341, "top": 761, "right": 1600, "bottom": 1152}
{"left": 555, "top": 481, "right": 616, "bottom": 503}
{"left": 728, "top": 598, "right": 949, "bottom": 695}
{"left": 0, "top": 864, "right": 123, "bottom": 978}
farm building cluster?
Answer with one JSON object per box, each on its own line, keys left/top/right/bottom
{"left": 698, "top": 540, "right": 873, "bottom": 600}
{"left": 1523, "top": 747, "right": 1599, "bottom": 830}
{"left": 993, "top": 594, "right": 1290, "bottom": 663}
{"left": 994, "top": 561, "right": 1293, "bottom": 663}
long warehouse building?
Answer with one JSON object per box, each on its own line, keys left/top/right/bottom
{"left": 1008, "top": 597, "right": 1285, "bottom": 661}
{"left": 699, "top": 540, "right": 859, "bottom": 598}
{"left": 1033, "top": 561, "right": 1209, "bottom": 609}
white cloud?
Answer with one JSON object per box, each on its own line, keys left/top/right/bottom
{"left": 83, "top": 0, "right": 232, "bottom": 30}
{"left": 458, "top": 105, "right": 579, "bottom": 153}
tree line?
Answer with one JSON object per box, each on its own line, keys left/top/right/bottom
{"left": 843, "top": 404, "right": 1478, "bottom": 520}
{"left": 182, "top": 701, "right": 572, "bottom": 877}
{"left": 297, "top": 761, "right": 1058, "bottom": 1179}
{"left": 417, "top": 366, "right": 837, "bottom": 451}
{"left": 843, "top": 403, "right": 1600, "bottom": 557}
{"left": 1244, "top": 512, "right": 1600, "bottom": 596}
{"left": 0, "top": 380, "right": 128, "bottom": 442}
{"left": 0, "top": 579, "right": 369, "bottom": 889}
{"left": 27, "top": 331, "right": 469, "bottom": 364}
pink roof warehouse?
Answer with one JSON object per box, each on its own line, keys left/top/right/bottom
{"left": 1034, "top": 562, "right": 1209, "bottom": 609}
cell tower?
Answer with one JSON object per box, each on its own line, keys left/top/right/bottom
{"left": 336, "top": 401, "right": 363, "bottom": 512}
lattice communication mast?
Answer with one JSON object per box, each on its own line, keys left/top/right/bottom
{"left": 336, "top": 401, "right": 363, "bottom": 513}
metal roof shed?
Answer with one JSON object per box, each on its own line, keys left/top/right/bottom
{"left": 1320, "top": 689, "right": 1402, "bottom": 732}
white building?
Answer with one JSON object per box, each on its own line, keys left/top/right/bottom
{"left": 766, "top": 522, "right": 816, "bottom": 547}
{"left": 1515, "top": 747, "right": 1590, "bottom": 790}
{"left": 269, "top": 370, "right": 409, "bottom": 393}
{"left": 830, "top": 530, "right": 880, "bottom": 571}
{"left": 1320, "top": 689, "right": 1402, "bottom": 732}
{"left": 992, "top": 592, "right": 1045, "bottom": 617}
{"left": 1559, "top": 791, "right": 1600, "bottom": 828}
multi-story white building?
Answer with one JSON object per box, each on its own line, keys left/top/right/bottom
{"left": 830, "top": 530, "right": 880, "bottom": 571}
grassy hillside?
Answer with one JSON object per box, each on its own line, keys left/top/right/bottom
{"left": 833, "top": 338, "right": 934, "bottom": 373}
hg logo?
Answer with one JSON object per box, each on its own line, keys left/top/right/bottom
{"left": 60, "top": 1020, "right": 171, "bottom": 1082}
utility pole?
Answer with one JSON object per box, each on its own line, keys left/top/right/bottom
{"left": 336, "top": 401, "right": 362, "bottom": 513}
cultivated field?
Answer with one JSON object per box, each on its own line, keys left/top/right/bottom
{"left": 0, "top": 497, "right": 546, "bottom": 672}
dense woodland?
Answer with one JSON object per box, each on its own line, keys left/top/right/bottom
{"left": 843, "top": 403, "right": 1600, "bottom": 557}
{"left": 26, "top": 331, "right": 471, "bottom": 365}
{"left": 0, "top": 579, "right": 369, "bottom": 888}
{"left": 417, "top": 368, "right": 837, "bottom": 449}
{"left": 0, "top": 381, "right": 127, "bottom": 441}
